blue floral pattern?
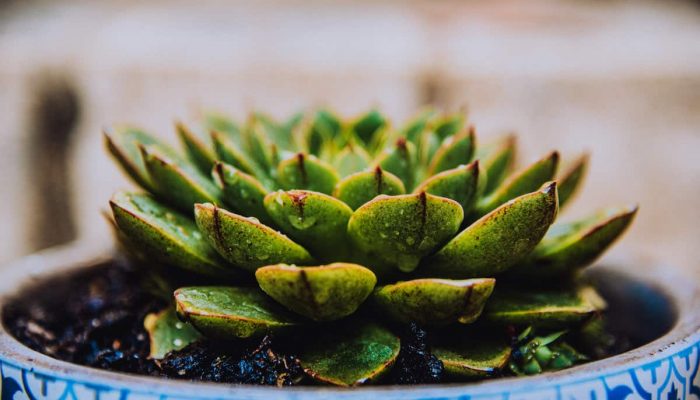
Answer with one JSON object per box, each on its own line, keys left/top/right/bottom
{"left": 2, "top": 336, "right": 699, "bottom": 400}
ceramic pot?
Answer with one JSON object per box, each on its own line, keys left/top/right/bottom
{"left": 1, "top": 242, "right": 698, "bottom": 400}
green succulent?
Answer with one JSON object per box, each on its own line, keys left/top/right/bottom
{"left": 106, "top": 108, "right": 637, "bottom": 385}
{"left": 509, "top": 327, "right": 589, "bottom": 375}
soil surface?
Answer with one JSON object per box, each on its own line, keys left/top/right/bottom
{"left": 3, "top": 261, "right": 447, "bottom": 385}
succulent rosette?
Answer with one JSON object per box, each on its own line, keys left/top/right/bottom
{"left": 105, "top": 108, "right": 636, "bottom": 386}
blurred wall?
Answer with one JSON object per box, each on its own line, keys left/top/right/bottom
{"left": 0, "top": 0, "right": 698, "bottom": 272}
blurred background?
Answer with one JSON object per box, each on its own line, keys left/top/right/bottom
{"left": 0, "top": 0, "right": 698, "bottom": 273}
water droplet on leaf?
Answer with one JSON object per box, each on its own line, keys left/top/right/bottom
{"left": 288, "top": 215, "right": 317, "bottom": 230}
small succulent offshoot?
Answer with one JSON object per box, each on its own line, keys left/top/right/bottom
{"left": 509, "top": 327, "right": 588, "bottom": 375}
{"left": 105, "top": 108, "right": 637, "bottom": 386}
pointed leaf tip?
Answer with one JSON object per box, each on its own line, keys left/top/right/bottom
{"left": 423, "top": 182, "right": 558, "bottom": 278}
{"left": 110, "top": 191, "right": 230, "bottom": 277}
{"left": 511, "top": 204, "right": 638, "bottom": 278}
{"left": 176, "top": 121, "right": 217, "bottom": 175}
{"left": 104, "top": 126, "right": 181, "bottom": 192}
{"left": 427, "top": 127, "right": 476, "bottom": 176}
{"left": 414, "top": 160, "right": 481, "bottom": 215}
{"left": 476, "top": 151, "right": 559, "bottom": 217}
{"left": 140, "top": 145, "right": 221, "bottom": 213}
{"left": 541, "top": 180, "right": 557, "bottom": 195}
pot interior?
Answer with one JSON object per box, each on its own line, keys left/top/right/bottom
{"left": 1, "top": 260, "right": 679, "bottom": 383}
{"left": 585, "top": 267, "right": 677, "bottom": 347}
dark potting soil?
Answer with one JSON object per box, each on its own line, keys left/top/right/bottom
{"left": 390, "top": 323, "right": 443, "bottom": 384}
{"left": 7, "top": 261, "right": 164, "bottom": 375}
{"left": 3, "top": 261, "right": 445, "bottom": 386}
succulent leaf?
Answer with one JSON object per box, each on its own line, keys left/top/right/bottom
{"left": 213, "top": 162, "right": 275, "bottom": 227}
{"left": 244, "top": 120, "right": 281, "bottom": 179}
{"left": 414, "top": 160, "right": 481, "bottom": 215}
{"left": 253, "top": 111, "right": 297, "bottom": 152}
{"left": 264, "top": 190, "right": 353, "bottom": 261}
{"left": 308, "top": 109, "right": 342, "bottom": 156}
{"left": 277, "top": 153, "right": 339, "bottom": 195}
{"left": 512, "top": 206, "right": 638, "bottom": 278}
{"left": 194, "top": 203, "right": 314, "bottom": 272}
{"left": 176, "top": 121, "right": 217, "bottom": 175}
{"left": 103, "top": 208, "right": 148, "bottom": 263}
{"left": 416, "top": 114, "right": 466, "bottom": 167}
{"left": 424, "top": 182, "right": 558, "bottom": 278}
{"left": 475, "top": 151, "right": 559, "bottom": 217}
{"left": 402, "top": 108, "right": 435, "bottom": 146}
{"left": 367, "top": 127, "right": 394, "bottom": 158}
{"left": 373, "top": 278, "right": 495, "bottom": 326}
{"left": 352, "top": 109, "right": 386, "bottom": 146}
{"left": 202, "top": 112, "right": 240, "bottom": 137}
{"left": 144, "top": 308, "right": 202, "bottom": 359}
{"left": 104, "top": 126, "right": 180, "bottom": 192}
{"left": 333, "top": 166, "right": 406, "bottom": 210}
{"left": 484, "top": 286, "right": 598, "bottom": 328}
{"left": 141, "top": 146, "right": 222, "bottom": 213}
{"left": 175, "top": 286, "right": 299, "bottom": 339}
{"left": 256, "top": 263, "right": 376, "bottom": 321}
{"left": 420, "top": 131, "right": 442, "bottom": 168}
{"left": 433, "top": 113, "right": 467, "bottom": 141}
{"left": 299, "top": 320, "right": 400, "bottom": 386}
{"left": 575, "top": 314, "right": 616, "bottom": 359}
{"left": 509, "top": 327, "right": 588, "bottom": 375}
{"left": 348, "top": 192, "right": 463, "bottom": 273}
{"left": 110, "top": 192, "right": 230, "bottom": 276}
{"left": 557, "top": 153, "right": 589, "bottom": 209}
{"left": 211, "top": 130, "right": 258, "bottom": 178}
{"left": 477, "top": 135, "right": 516, "bottom": 195}
{"left": 378, "top": 138, "right": 417, "bottom": 191}
{"left": 282, "top": 112, "right": 305, "bottom": 138}
{"left": 427, "top": 127, "right": 476, "bottom": 176}
{"left": 333, "top": 144, "right": 371, "bottom": 177}
{"left": 432, "top": 329, "right": 512, "bottom": 379}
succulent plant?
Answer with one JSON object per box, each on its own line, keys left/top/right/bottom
{"left": 508, "top": 327, "right": 589, "bottom": 375}
{"left": 105, "top": 108, "right": 637, "bottom": 386}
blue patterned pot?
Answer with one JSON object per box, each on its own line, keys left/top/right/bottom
{"left": 1, "top": 243, "right": 698, "bottom": 400}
